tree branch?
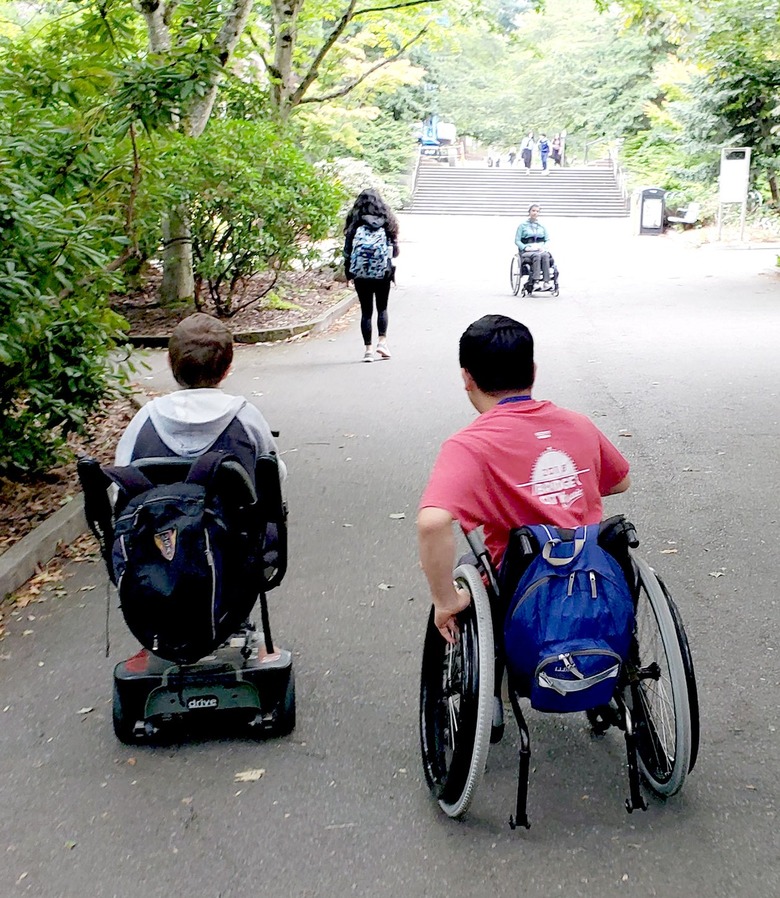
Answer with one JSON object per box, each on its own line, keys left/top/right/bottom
{"left": 292, "top": 0, "right": 440, "bottom": 108}
{"left": 291, "top": 0, "right": 359, "bottom": 106}
{"left": 298, "top": 25, "right": 428, "bottom": 105}
{"left": 247, "top": 28, "right": 272, "bottom": 76}
{"left": 352, "top": 0, "right": 444, "bottom": 17}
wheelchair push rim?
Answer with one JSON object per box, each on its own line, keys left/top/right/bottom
{"left": 510, "top": 256, "right": 522, "bottom": 296}
{"left": 419, "top": 564, "right": 494, "bottom": 819}
{"left": 624, "top": 555, "right": 697, "bottom": 796}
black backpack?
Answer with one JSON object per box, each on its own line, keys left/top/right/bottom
{"left": 105, "top": 452, "right": 264, "bottom": 664}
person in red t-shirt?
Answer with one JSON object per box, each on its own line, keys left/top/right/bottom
{"left": 418, "top": 315, "right": 630, "bottom": 645}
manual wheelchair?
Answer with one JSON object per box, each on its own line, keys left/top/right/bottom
{"left": 419, "top": 516, "right": 699, "bottom": 828}
{"left": 510, "top": 251, "right": 559, "bottom": 297}
{"left": 78, "top": 453, "right": 295, "bottom": 744}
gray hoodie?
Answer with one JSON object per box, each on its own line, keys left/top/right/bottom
{"left": 115, "top": 389, "right": 285, "bottom": 478}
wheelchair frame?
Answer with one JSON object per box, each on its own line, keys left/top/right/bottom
{"left": 510, "top": 252, "right": 559, "bottom": 297}
{"left": 419, "top": 525, "right": 699, "bottom": 829}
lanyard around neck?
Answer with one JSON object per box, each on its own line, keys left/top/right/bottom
{"left": 497, "top": 395, "right": 533, "bottom": 406}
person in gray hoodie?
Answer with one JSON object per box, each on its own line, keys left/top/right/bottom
{"left": 115, "top": 313, "right": 284, "bottom": 481}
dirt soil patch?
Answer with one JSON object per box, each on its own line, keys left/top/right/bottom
{"left": 0, "top": 397, "right": 138, "bottom": 559}
{"left": 115, "top": 267, "right": 349, "bottom": 338}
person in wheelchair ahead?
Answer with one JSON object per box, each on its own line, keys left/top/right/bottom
{"left": 417, "top": 314, "right": 630, "bottom": 645}
{"left": 115, "top": 312, "right": 286, "bottom": 628}
{"left": 514, "top": 203, "right": 554, "bottom": 292}
{"left": 81, "top": 313, "right": 294, "bottom": 742}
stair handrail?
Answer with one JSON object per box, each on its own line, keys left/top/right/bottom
{"left": 607, "top": 140, "right": 629, "bottom": 201}
{"left": 583, "top": 136, "right": 613, "bottom": 164}
{"left": 411, "top": 146, "right": 424, "bottom": 196}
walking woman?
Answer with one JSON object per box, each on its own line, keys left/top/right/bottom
{"left": 343, "top": 189, "right": 399, "bottom": 362}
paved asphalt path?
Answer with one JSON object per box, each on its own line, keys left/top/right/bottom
{"left": 1, "top": 215, "right": 778, "bottom": 898}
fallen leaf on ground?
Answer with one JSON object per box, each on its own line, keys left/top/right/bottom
{"left": 389, "top": 513, "right": 406, "bottom": 520}
{"left": 234, "top": 769, "right": 266, "bottom": 783}
{"left": 377, "top": 583, "right": 394, "bottom": 590}
{"left": 660, "top": 549, "right": 678, "bottom": 554}
{"left": 709, "top": 571, "right": 725, "bottom": 578}
{"left": 76, "top": 707, "right": 94, "bottom": 715}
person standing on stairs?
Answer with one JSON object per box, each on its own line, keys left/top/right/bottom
{"left": 520, "top": 132, "right": 535, "bottom": 172}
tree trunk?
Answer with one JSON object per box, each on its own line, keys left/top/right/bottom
{"left": 141, "top": 0, "right": 254, "bottom": 304}
{"left": 270, "top": 0, "right": 303, "bottom": 122}
{"left": 769, "top": 174, "right": 778, "bottom": 207}
{"left": 160, "top": 204, "right": 195, "bottom": 305}
{"left": 188, "top": 0, "right": 256, "bottom": 136}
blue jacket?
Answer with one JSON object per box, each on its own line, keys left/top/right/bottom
{"left": 515, "top": 220, "right": 549, "bottom": 250}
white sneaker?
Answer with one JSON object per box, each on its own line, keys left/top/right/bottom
{"left": 363, "top": 349, "right": 374, "bottom": 362}
{"left": 542, "top": 281, "right": 551, "bottom": 290}
{"left": 375, "top": 341, "right": 391, "bottom": 359}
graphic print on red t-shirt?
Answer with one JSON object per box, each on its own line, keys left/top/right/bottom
{"left": 519, "top": 446, "right": 590, "bottom": 510}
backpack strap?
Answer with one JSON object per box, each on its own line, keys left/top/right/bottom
{"left": 185, "top": 450, "right": 240, "bottom": 488}
{"left": 536, "top": 525, "right": 588, "bottom": 566}
{"left": 102, "top": 464, "right": 155, "bottom": 500}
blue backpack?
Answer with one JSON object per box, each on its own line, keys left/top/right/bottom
{"left": 350, "top": 225, "right": 391, "bottom": 280}
{"left": 503, "top": 524, "right": 635, "bottom": 713}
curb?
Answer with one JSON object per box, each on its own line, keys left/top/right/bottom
{"left": 126, "top": 290, "right": 357, "bottom": 347}
{"left": 0, "top": 291, "right": 359, "bottom": 599}
{"left": 0, "top": 497, "right": 86, "bottom": 600}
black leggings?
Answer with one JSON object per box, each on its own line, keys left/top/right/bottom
{"left": 354, "top": 277, "right": 391, "bottom": 345}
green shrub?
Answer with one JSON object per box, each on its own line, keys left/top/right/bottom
{"left": 156, "top": 121, "right": 347, "bottom": 316}
{"left": 0, "top": 49, "right": 131, "bottom": 474}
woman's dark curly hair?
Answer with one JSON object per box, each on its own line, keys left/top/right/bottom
{"left": 344, "top": 189, "right": 399, "bottom": 243}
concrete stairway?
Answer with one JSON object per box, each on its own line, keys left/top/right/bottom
{"left": 405, "top": 160, "right": 629, "bottom": 217}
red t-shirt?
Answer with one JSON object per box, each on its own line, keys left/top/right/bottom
{"left": 419, "top": 399, "right": 630, "bottom": 565}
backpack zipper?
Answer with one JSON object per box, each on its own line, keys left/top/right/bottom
{"left": 590, "top": 571, "right": 597, "bottom": 598}
{"left": 535, "top": 648, "right": 623, "bottom": 681}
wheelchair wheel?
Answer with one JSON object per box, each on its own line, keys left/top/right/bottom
{"left": 419, "top": 564, "right": 495, "bottom": 819}
{"left": 624, "top": 555, "right": 698, "bottom": 796}
{"left": 510, "top": 256, "right": 522, "bottom": 296}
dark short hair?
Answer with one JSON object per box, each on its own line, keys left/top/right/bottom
{"left": 168, "top": 313, "right": 233, "bottom": 388}
{"left": 459, "top": 315, "right": 534, "bottom": 393}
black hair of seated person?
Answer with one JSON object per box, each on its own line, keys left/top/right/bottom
{"left": 459, "top": 315, "right": 535, "bottom": 395}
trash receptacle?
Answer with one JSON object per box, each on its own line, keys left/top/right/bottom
{"left": 631, "top": 187, "right": 666, "bottom": 236}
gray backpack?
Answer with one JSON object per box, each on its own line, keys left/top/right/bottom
{"left": 350, "top": 225, "right": 391, "bottom": 279}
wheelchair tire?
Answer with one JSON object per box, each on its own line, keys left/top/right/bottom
{"left": 112, "top": 682, "right": 137, "bottom": 745}
{"left": 625, "top": 555, "right": 696, "bottom": 796}
{"left": 419, "top": 564, "right": 494, "bottom": 819}
{"left": 654, "top": 573, "right": 700, "bottom": 773}
{"left": 510, "top": 256, "right": 522, "bottom": 296}
{"left": 276, "top": 668, "right": 296, "bottom": 737}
